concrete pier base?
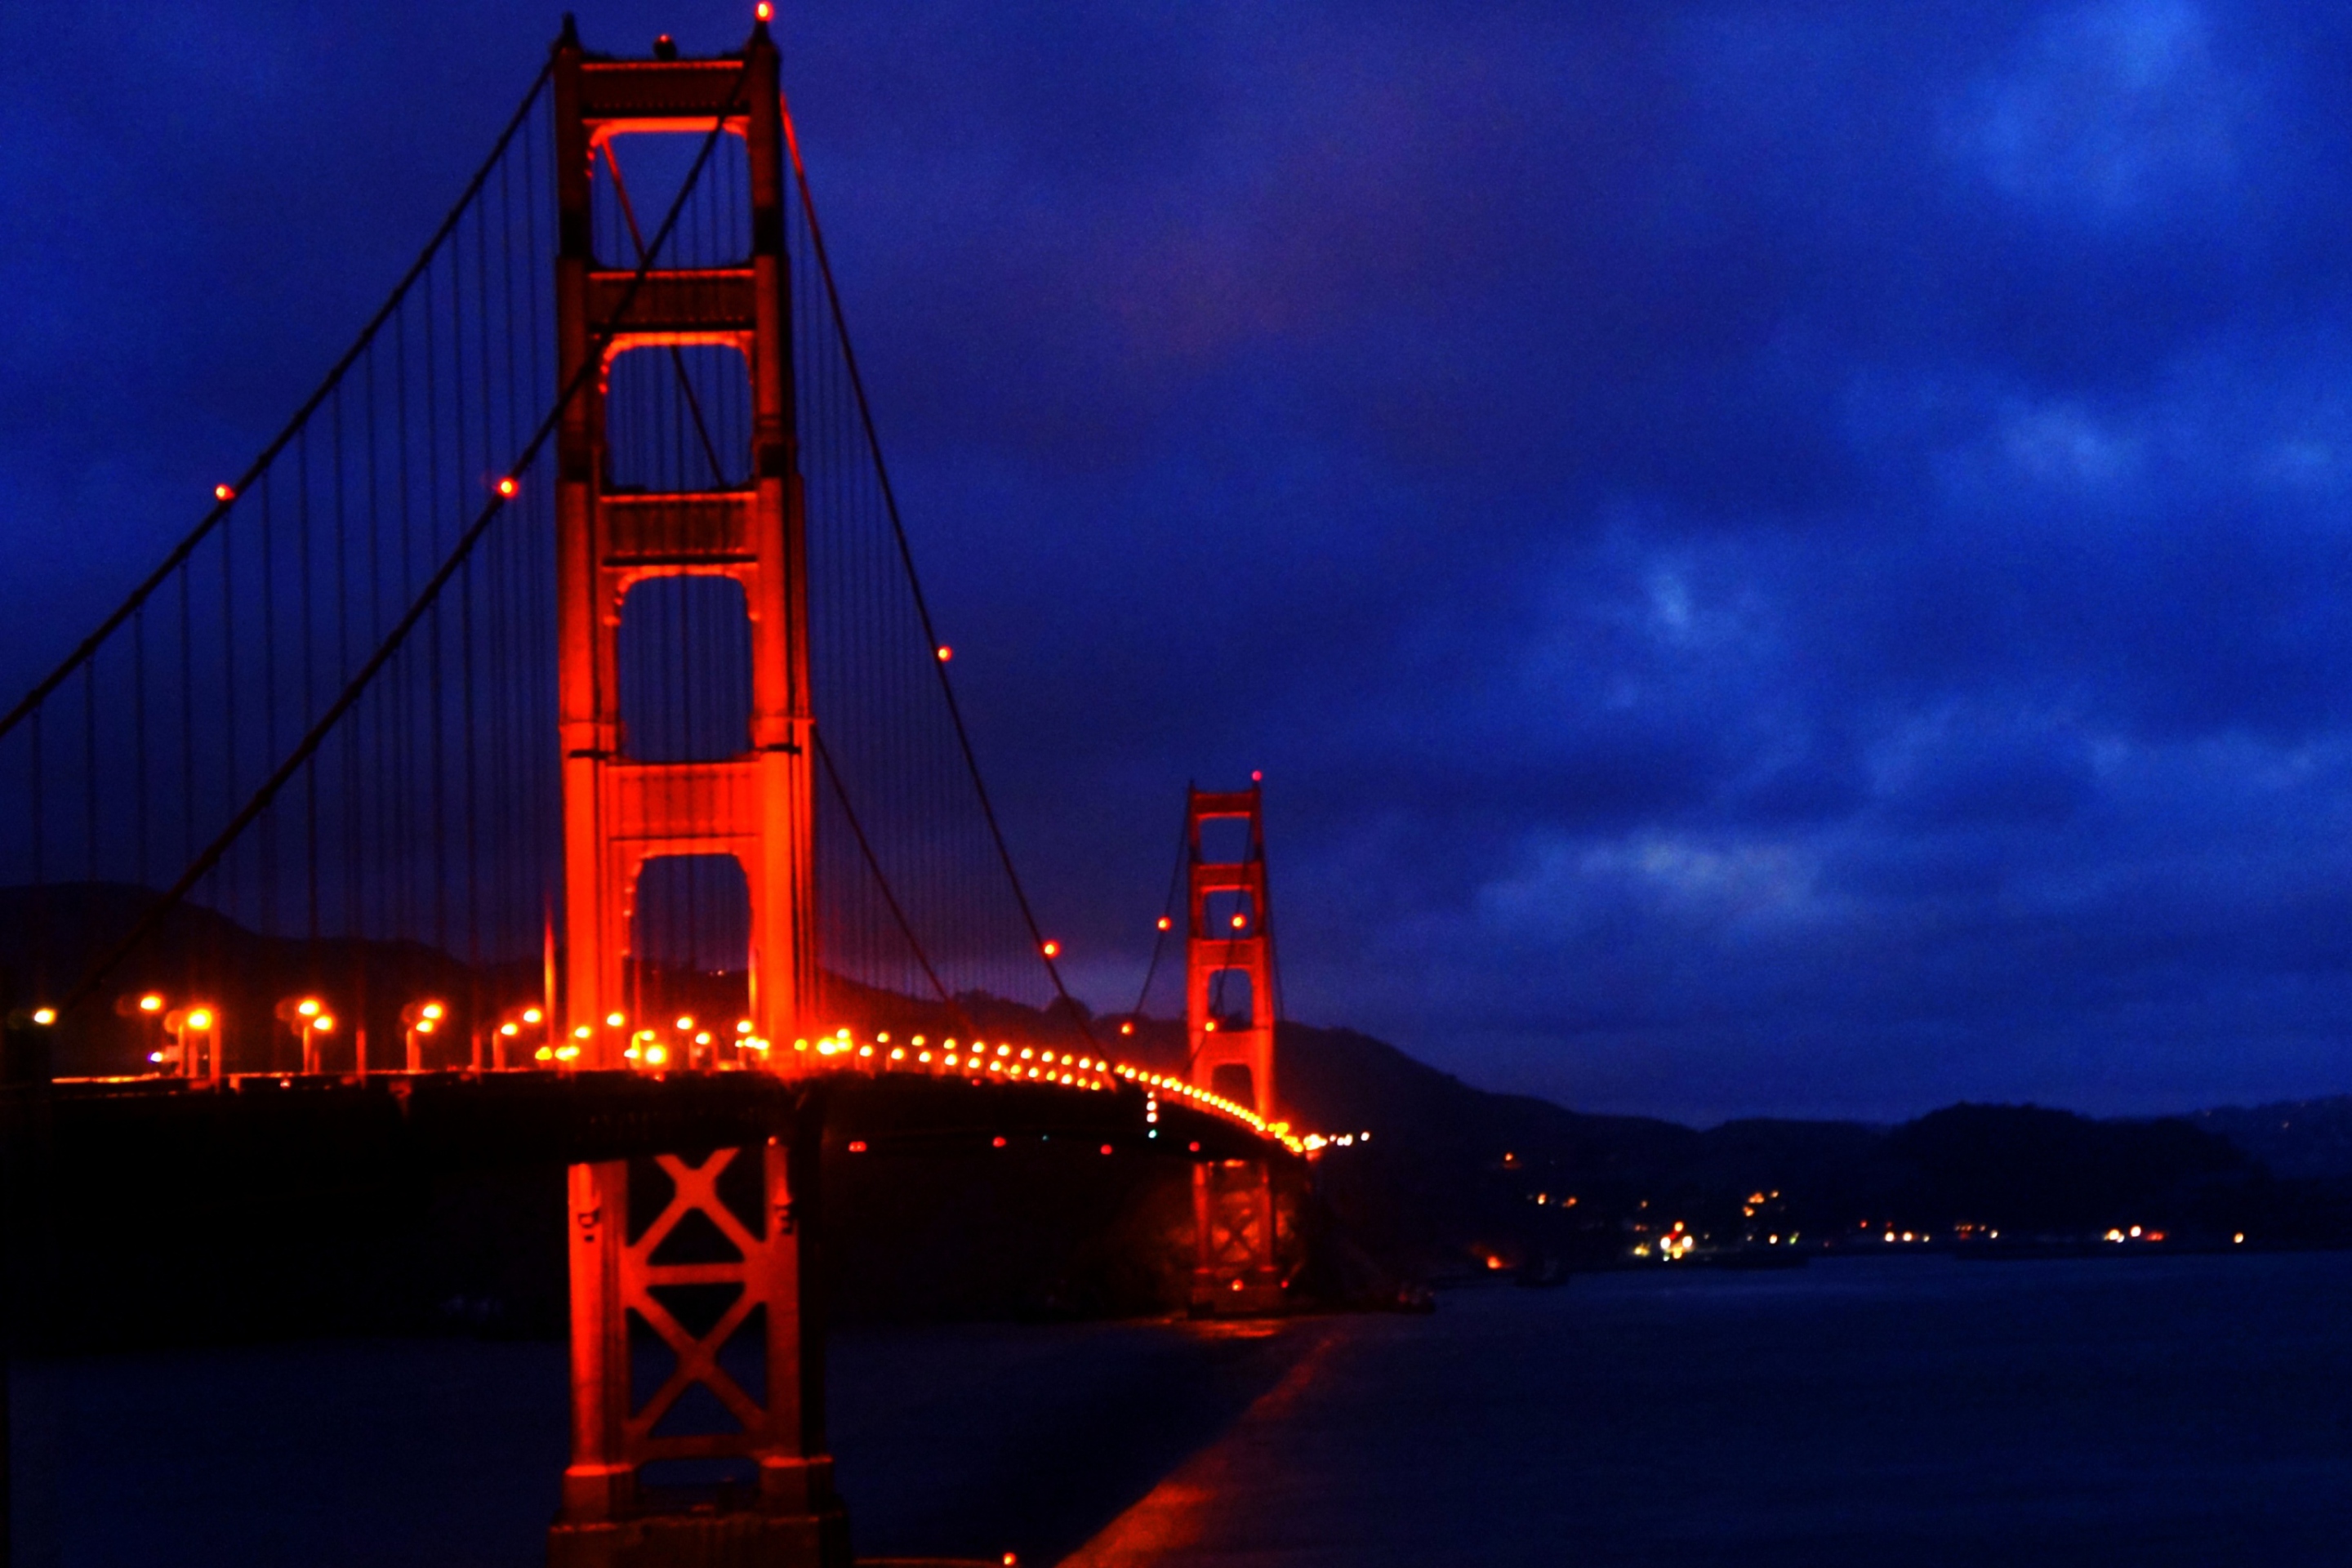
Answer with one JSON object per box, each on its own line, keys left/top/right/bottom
{"left": 546, "top": 1503, "right": 853, "bottom": 1568}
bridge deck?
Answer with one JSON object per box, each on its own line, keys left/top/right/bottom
{"left": 21, "top": 1067, "right": 1289, "bottom": 1169}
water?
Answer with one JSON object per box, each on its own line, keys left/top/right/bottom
{"left": 10, "top": 1253, "right": 2350, "bottom": 1565}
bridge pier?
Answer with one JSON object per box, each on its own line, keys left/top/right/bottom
{"left": 549, "top": 1125, "right": 850, "bottom": 1568}
{"left": 1190, "top": 1159, "right": 1284, "bottom": 1316}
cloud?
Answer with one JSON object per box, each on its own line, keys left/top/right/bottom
{"left": 1949, "top": 0, "right": 2255, "bottom": 223}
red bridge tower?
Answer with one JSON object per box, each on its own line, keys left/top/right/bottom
{"left": 1184, "top": 783, "right": 1285, "bottom": 1314}
{"left": 548, "top": 23, "right": 846, "bottom": 1566}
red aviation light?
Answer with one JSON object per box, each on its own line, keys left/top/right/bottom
{"left": 935, "top": 645, "right": 952, "bottom": 662}
{"left": 755, "top": 2, "right": 773, "bottom": 19}
{"left": 1040, "top": 939, "right": 1060, "bottom": 958}
{"left": 496, "top": 476, "right": 518, "bottom": 498}
{"left": 213, "top": 483, "right": 235, "bottom": 502}
{"left": 1156, "top": 915, "right": 1172, "bottom": 931}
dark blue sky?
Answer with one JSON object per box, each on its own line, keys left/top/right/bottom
{"left": 8, "top": 0, "right": 2352, "bottom": 1123}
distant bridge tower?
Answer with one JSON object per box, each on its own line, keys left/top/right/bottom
{"left": 1183, "top": 782, "right": 1284, "bottom": 1313}
{"left": 549, "top": 24, "right": 847, "bottom": 1568}
{"left": 554, "top": 20, "right": 817, "bottom": 1067}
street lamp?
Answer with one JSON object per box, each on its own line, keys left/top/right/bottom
{"left": 400, "top": 1000, "right": 447, "bottom": 1072}
{"left": 117, "top": 991, "right": 168, "bottom": 1071}
{"left": 163, "top": 1004, "right": 220, "bottom": 1082}
{"left": 494, "top": 1003, "right": 548, "bottom": 1071}
{"left": 274, "top": 996, "right": 336, "bottom": 1074}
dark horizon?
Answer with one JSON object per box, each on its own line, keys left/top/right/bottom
{"left": 7, "top": 1, "right": 2352, "bottom": 1125}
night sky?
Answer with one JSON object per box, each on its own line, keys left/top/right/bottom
{"left": 8, "top": 0, "right": 2352, "bottom": 1124}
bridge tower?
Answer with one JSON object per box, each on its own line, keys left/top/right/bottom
{"left": 1183, "top": 783, "right": 1285, "bottom": 1314}
{"left": 549, "top": 24, "right": 848, "bottom": 1567}
{"left": 553, "top": 21, "right": 816, "bottom": 1067}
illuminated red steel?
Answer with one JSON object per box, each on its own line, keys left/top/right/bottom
{"left": 553, "top": 18, "right": 815, "bottom": 1067}
{"left": 553, "top": 1138, "right": 846, "bottom": 1563}
{"left": 548, "top": 24, "right": 846, "bottom": 1566}
{"left": 1183, "top": 783, "right": 1283, "bottom": 1312}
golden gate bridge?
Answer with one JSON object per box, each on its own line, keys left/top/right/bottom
{"left": 0, "top": 17, "right": 1317, "bottom": 1566}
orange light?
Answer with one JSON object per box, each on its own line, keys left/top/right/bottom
{"left": 522, "top": 1007, "right": 544, "bottom": 1024}
{"left": 186, "top": 1009, "right": 214, "bottom": 1031}
{"left": 496, "top": 476, "right": 518, "bottom": 498}
{"left": 214, "top": 483, "right": 235, "bottom": 502}
{"left": 315, "top": 1016, "right": 335, "bottom": 1032}
{"left": 500, "top": 1022, "right": 519, "bottom": 1036}
{"left": 848, "top": 1140, "right": 868, "bottom": 1153}
{"left": 535, "top": 1045, "right": 555, "bottom": 1062}
{"left": 1230, "top": 913, "right": 1246, "bottom": 929}
{"left": 736, "top": 1019, "right": 753, "bottom": 1034}
{"left": 1156, "top": 915, "right": 1172, "bottom": 931}
{"left": 756, "top": 2, "right": 773, "bottom": 21}
{"left": 1040, "top": 940, "right": 1060, "bottom": 958}
{"left": 416, "top": 1020, "right": 436, "bottom": 1036}
{"left": 31, "top": 1007, "right": 56, "bottom": 1027}
{"left": 935, "top": 644, "right": 952, "bottom": 662}
{"left": 297, "top": 998, "right": 321, "bottom": 1018}
{"left": 139, "top": 992, "right": 165, "bottom": 1013}
{"left": 421, "top": 1002, "right": 446, "bottom": 1021}
{"left": 604, "top": 1011, "right": 625, "bottom": 1027}
{"left": 1120, "top": 1021, "right": 1134, "bottom": 1036}
{"left": 675, "top": 1015, "right": 695, "bottom": 1031}
{"left": 644, "top": 1045, "right": 669, "bottom": 1067}
{"left": 1204, "top": 1019, "right": 1218, "bottom": 1032}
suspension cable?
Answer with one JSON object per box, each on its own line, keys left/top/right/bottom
{"left": 59, "top": 47, "right": 760, "bottom": 1016}
{"left": 813, "top": 733, "right": 973, "bottom": 1031}
{"left": 1129, "top": 800, "right": 1191, "bottom": 1024}
{"left": 778, "top": 94, "right": 1098, "bottom": 1047}
{"left": 0, "top": 56, "right": 558, "bottom": 746}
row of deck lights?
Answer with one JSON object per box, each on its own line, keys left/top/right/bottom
{"left": 47, "top": 996, "right": 1323, "bottom": 1152}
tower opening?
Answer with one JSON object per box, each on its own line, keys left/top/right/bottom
{"left": 617, "top": 576, "right": 753, "bottom": 763}
{"left": 629, "top": 853, "right": 751, "bottom": 1042}
{"left": 605, "top": 342, "right": 754, "bottom": 493}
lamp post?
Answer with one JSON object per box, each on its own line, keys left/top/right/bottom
{"left": 115, "top": 991, "right": 167, "bottom": 1073}
{"left": 163, "top": 1005, "right": 220, "bottom": 1082}
{"left": 400, "top": 1000, "right": 447, "bottom": 1072}
{"left": 274, "top": 997, "right": 336, "bottom": 1074}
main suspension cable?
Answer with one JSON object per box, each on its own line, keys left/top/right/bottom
{"left": 60, "top": 46, "right": 760, "bottom": 1015}
{"left": 778, "top": 93, "right": 1097, "bottom": 1047}
{"left": 0, "top": 56, "right": 557, "bottom": 745}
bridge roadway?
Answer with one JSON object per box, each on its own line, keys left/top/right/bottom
{"left": 22, "top": 1062, "right": 1290, "bottom": 1173}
